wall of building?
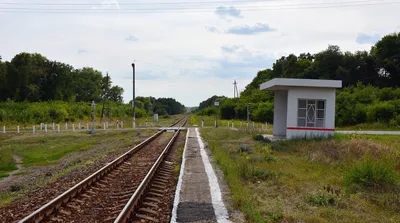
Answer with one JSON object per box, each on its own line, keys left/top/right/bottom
{"left": 286, "top": 87, "right": 336, "bottom": 139}
{"left": 273, "top": 90, "right": 288, "bottom": 137}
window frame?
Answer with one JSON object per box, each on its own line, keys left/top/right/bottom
{"left": 297, "top": 99, "right": 326, "bottom": 128}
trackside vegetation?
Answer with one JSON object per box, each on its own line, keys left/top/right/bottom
{"left": 194, "top": 33, "right": 400, "bottom": 129}
{"left": 200, "top": 127, "right": 400, "bottom": 223}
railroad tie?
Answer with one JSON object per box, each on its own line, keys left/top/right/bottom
{"left": 66, "top": 204, "right": 80, "bottom": 210}
{"left": 145, "top": 197, "right": 161, "bottom": 203}
{"left": 135, "top": 213, "right": 159, "bottom": 222}
{"left": 143, "top": 201, "right": 159, "bottom": 209}
{"left": 150, "top": 188, "right": 165, "bottom": 194}
{"left": 138, "top": 207, "right": 158, "bottom": 215}
{"left": 152, "top": 184, "right": 166, "bottom": 190}
{"left": 148, "top": 191, "right": 164, "bottom": 197}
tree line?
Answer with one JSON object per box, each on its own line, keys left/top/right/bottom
{"left": 0, "top": 52, "right": 124, "bottom": 103}
{"left": 195, "top": 32, "right": 400, "bottom": 127}
{"left": 0, "top": 53, "right": 187, "bottom": 124}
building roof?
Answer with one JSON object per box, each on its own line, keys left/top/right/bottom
{"left": 260, "top": 78, "right": 342, "bottom": 91}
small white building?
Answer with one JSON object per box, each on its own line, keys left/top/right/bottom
{"left": 260, "top": 78, "right": 342, "bottom": 139}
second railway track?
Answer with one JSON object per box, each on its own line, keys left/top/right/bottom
{"left": 18, "top": 116, "right": 188, "bottom": 223}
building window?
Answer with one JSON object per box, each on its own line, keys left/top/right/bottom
{"left": 297, "top": 99, "right": 325, "bottom": 128}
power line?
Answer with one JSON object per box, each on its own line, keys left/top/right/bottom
{"left": 0, "top": 1, "right": 398, "bottom": 13}
{"left": 0, "top": 0, "right": 389, "bottom": 10}
{"left": 0, "top": 0, "right": 282, "bottom": 6}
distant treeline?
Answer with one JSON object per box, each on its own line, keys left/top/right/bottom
{"left": 0, "top": 52, "right": 123, "bottom": 103}
{"left": 0, "top": 53, "right": 186, "bottom": 123}
{"left": 0, "top": 96, "right": 186, "bottom": 124}
{"left": 195, "top": 33, "right": 400, "bottom": 127}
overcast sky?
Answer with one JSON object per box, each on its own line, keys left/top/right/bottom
{"left": 1, "top": 0, "right": 399, "bottom": 107}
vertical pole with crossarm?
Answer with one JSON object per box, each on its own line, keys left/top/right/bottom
{"left": 132, "top": 63, "right": 136, "bottom": 128}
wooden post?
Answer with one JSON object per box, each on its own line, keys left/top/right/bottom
{"left": 33, "top": 125, "right": 35, "bottom": 133}
{"left": 104, "top": 122, "right": 106, "bottom": 130}
{"left": 106, "top": 121, "right": 108, "bottom": 129}
{"left": 121, "top": 121, "right": 123, "bottom": 128}
{"left": 232, "top": 122, "right": 234, "bottom": 129}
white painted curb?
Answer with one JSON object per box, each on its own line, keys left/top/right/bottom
{"left": 170, "top": 129, "right": 189, "bottom": 223}
{"left": 196, "top": 128, "right": 230, "bottom": 223}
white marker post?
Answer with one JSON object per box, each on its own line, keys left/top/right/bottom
{"left": 2, "top": 126, "right": 5, "bottom": 134}
{"left": 40, "top": 123, "right": 43, "bottom": 130}
{"left": 78, "top": 122, "right": 81, "bottom": 130}
{"left": 253, "top": 122, "right": 255, "bottom": 128}
{"left": 52, "top": 122, "right": 55, "bottom": 130}
{"left": 57, "top": 124, "right": 60, "bottom": 133}
{"left": 214, "top": 120, "right": 217, "bottom": 128}
{"left": 72, "top": 124, "right": 75, "bottom": 132}
{"left": 246, "top": 122, "right": 249, "bottom": 128}
{"left": 45, "top": 124, "right": 48, "bottom": 133}
{"left": 17, "top": 126, "right": 20, "bottom": 134}
{"left": 86, "top": 123, "right": 89, "bottom": 130}
{"left": 33, "top": 125, "right": 35, "bottom": 133}
{"left": 65, "top": 122, "right": 68, "bottom": 130}
{"left": 103, "top": 122, "right": 106, "bottom": 130}
{"left": 201, "top": 120, "right": 204, "bottom": 128}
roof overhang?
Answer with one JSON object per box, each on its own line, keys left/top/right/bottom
{"left": 260, "top": 78, "right": 342, "bottom": 91}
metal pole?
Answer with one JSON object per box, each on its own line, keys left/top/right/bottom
{"left": 132, "top": 63, "right": 136, "bottom": 128}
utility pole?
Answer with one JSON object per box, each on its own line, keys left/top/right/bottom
{"left": 132, "top": 63, "right": 136, "bottom": 128}
{"left": 100, "top": 72, "right": 109, "bottom": 122}
{"left": 233, "top": 80, "right": 239, "bottom": 98}
{"left": 247, "top": 103, "right": 251, "bottom": 123}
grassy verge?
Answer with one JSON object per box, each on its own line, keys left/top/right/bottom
{"left": 337, "top": 123, "right": 400, "bottom": 131}
{"left": 0, "top": 129, "right": 156, "bottom": 207}
{"left": 200, "top": 128, "right": 400, "bottom": 222}
{"left": 190, "top": 115, "right": 272, "bottom": 131}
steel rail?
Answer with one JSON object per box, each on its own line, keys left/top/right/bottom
{"left": 18, "top": 116, "right": 187, "bottom": 223}
{"left": 114, "top": 117, "right": 188, "bottom": 223}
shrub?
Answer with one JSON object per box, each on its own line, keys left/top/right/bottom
{"left": 253, "top": 134, "right": 264, "bottom": 141}
{"left": 344, "top": 157, "right": 399, "bottom": 190}
{"left": 308, "top": 194, "right": 335, "bottom": 206}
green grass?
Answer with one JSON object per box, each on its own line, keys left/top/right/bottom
{"left": 189, "top": 115, "right": 272, "bottom": 131}
{"left": 337, "top": 122, "right": 400, "bottom": 131}
{"left": 200, "top": 128, "right": 400, "bottom": 223}
{"left": 0, "top": 150, "right": 17, "bottom": 172}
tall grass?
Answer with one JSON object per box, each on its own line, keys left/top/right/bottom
{"left": 344, "top": 156, "right": 399, "bottom": 191}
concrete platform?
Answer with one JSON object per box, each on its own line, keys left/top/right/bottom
{"left": 171, "top": 128, "right": 229, "bottom": 223}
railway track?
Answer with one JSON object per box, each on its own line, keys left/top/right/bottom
{"left": 18, "top": 116, "right": 188, "bottom": 223}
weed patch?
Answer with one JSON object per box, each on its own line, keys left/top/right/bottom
{"left": 344, "top": 156, "right": 399, "bottom": 191}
